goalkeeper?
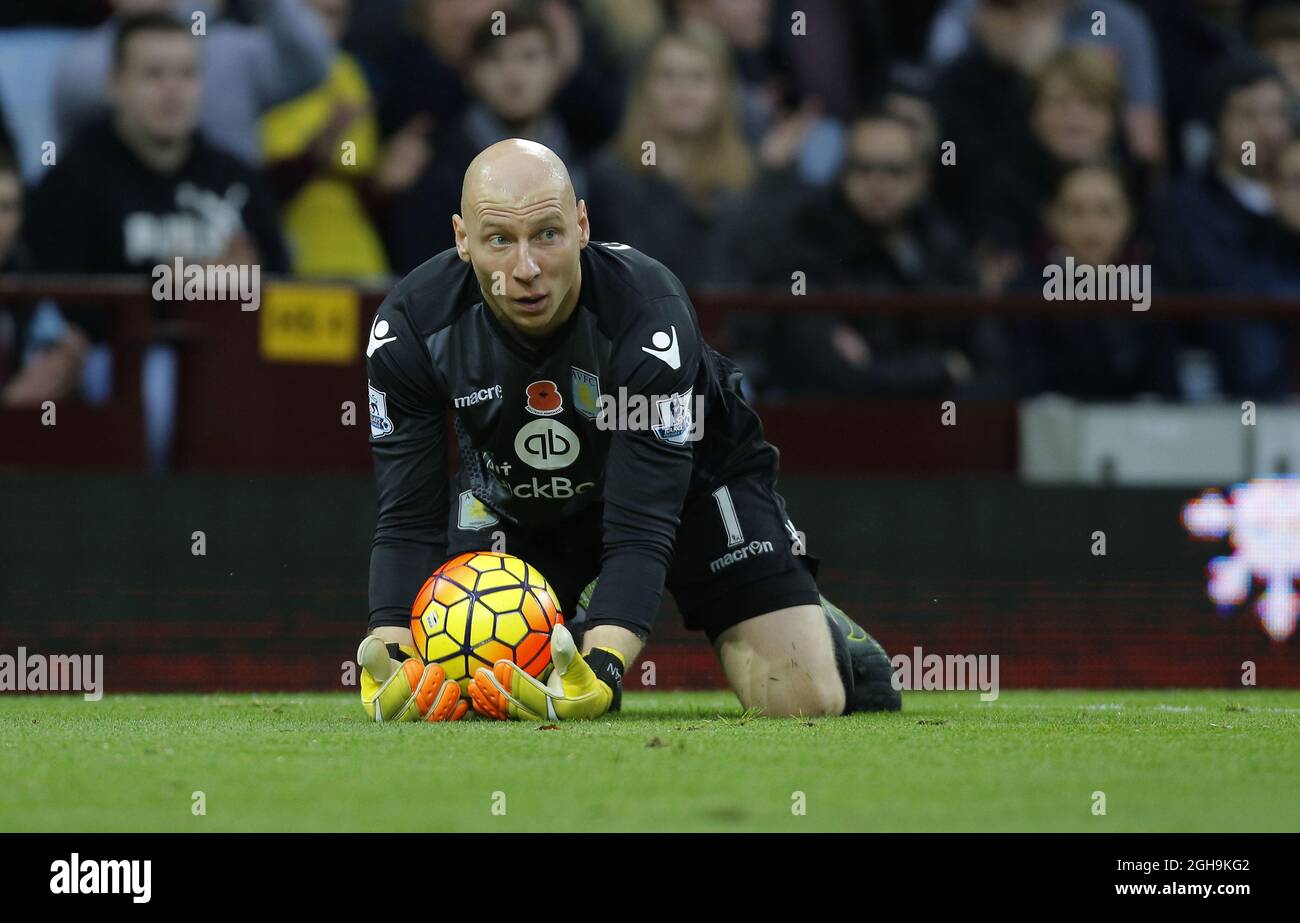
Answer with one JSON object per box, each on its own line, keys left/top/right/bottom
{"left": 360, "top": 139, "right": 899, "bottom": 723}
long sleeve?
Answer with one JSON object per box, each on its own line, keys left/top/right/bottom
{"left": 584, "top": 294, "right": 702, "bottom": 636}
{"left": 366, "top": 295, "right": 450, "bottom": 629}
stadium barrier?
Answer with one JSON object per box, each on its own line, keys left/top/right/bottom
{"left": 4, "top": 276, "right": 1298, "bottom": 473}
{"left": 1019, "top": 399, "right": 1300, "bottom": 485}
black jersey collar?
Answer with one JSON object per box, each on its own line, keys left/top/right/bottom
{"left": 481, "top": 294, "right": 584, "bottom": 361}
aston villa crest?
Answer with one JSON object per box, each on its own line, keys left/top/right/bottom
{"left": 571, "top": 367, "right": 600, "bottom": 419}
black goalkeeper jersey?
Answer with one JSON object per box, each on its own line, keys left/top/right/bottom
{"left": 366, "top": 241, "right": 777, "bottom": 633}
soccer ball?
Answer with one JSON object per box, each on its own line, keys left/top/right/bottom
{"left": 410, "top": 551, "right": 564, "bottom": 691}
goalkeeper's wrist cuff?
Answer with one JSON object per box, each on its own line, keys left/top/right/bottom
{"left": 584, "top": 647, "right": 625, "bottom": 713}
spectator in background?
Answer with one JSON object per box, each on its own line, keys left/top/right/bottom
{"left": 1253, "top": 3, "right": 1300, "bottom": 107}
{"left": 717, "top": 111, "right": 974, "bottom": 291}
{"left": 1, "top": 148, "right": 30, "bottom": 391}
{"left": 713, "top": 111, "right": 994, "bottom": 398}
{"left": 0, "top": 147, "right": 91, "bottom": 406}
{"left": 676, "top": 0, "right": 787, "bottom": 138}
{"left": 0, "top": 3, "right": 108, "bottom": 26}
{"left": 53, "top": 0, "right": 333, "bottom": 166}
{"left": 260, "top": 0, "right": 389, "bottom": 278}
{"left": 1143, "top": 0, "right": 1252, "bottom": 173}
{"left": 375, "top": 0, "right": 622, "bottom": 182}
{"left": 28, "top": 13, "right": 289, "bottom": 295}
{"left": 383, "top": 7, "right": 572, "bottom": 273}
{"left": 1032, "top": 49, "right": 1124, "bottom": 167}
{"left": 580, "top": 0, "right": 667, "bottom": 59}
{"left": 376, "top": 0, "right": 503, "bottom": 139}
{"left": 928, "top": 0, "right": 1165, "bottom": 163}
{"left": 932, "top": 0, "right": 1063, "bottom": 280}
{"left": 1156, "top": 56, "right": 1294, "bottom": 397}
{"left": 676, "top": 0, "right": 845, "bottom": 185}
{"left": 0, "top": 104, "right": 12, "bottom": 165}
{"left": 24, "top": 13, "right": 288, "bottom": 461}
{"left": 584, "top": 22, "right": 757, "bottom": 290}
{"left": 1157, "top": 58, "right": 1292, "bottom": 291}
{"left": 1266, "top": 133, "right": 1300, "bottom": 293}
{"left": 1009, "top": 163, "right": 1179, "bottom": 399}
{"left": 778, "top": 0, "right": 893, "bottom": 123}
{"left": 881, "top": 65, "right": 942, "bottom": 165}
{"left": 976, "top": 47, "right": 1128, "bottom": 283}
{"left": 0, "top": 145, "right": 18, "bottom": 295}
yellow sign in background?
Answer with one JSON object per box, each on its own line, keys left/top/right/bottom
{"left": 259, "top": 283, "right": 360, "bottom": 364}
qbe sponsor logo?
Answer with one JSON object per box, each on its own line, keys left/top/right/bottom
{"left": 514, "top": 418, "right": 580, "bottom": 470}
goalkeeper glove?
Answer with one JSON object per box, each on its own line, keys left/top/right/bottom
{"left": 357, "top": 635, "right": 467, "bottom": 723}
{"left": 468, "top": 623, "right": 624, "bottom": 721}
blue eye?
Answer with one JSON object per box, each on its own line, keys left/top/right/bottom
{"left": 540, "top": 228, "right": 559, "bottom": 241}
{"left": 490, "top": 235, "right": 508, "bottom": 246}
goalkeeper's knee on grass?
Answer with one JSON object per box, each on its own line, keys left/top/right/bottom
{"left": 822, "top": 597, "right": 902, "bottom": 713}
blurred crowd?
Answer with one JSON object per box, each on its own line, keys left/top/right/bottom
{"left": 2, "top": 0, "right": 1300, "bottom": 415}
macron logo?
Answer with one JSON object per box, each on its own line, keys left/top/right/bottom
{"left": 642, "top": 326, "right": 680, "bottom": 370}
{"left": 454, "top": 385, "right": 503, "bottom": 409}
{"left": 367, "top": 315, "right": 397, "bottom": 358}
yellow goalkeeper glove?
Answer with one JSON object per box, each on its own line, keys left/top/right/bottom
{"left": 468, "top": 623, "right": 624, "bottom": 721}
{"left": 357, "top": 635, "right": 467, "bottom": 723}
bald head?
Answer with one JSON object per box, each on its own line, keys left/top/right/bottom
{"left": 459, "top": 138, "right": 576, "bottom": 219}
{"left": 452, "top": 139, "right": 590, "bottom": 339}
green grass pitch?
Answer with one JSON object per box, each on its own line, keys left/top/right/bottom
{"left": 3, "top": 690, "right": 1298, "bottom": 832}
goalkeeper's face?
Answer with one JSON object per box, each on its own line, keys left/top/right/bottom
{"left": 454, "top": 141, "right": 590, "bottom": 339}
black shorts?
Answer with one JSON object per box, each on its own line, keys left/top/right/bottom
{"left": 446, "top": 476, "right": 821, "bottom": 643}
